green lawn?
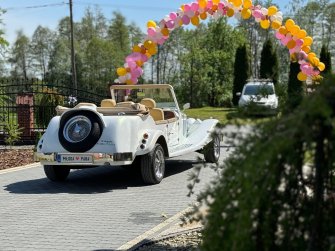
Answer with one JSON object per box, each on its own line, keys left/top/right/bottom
{"left": 184, "top": 107, "right": 275, "bottom": 125}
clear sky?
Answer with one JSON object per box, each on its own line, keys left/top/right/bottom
{"left": 0, "top": 0, "right": 291, "bottom": 44}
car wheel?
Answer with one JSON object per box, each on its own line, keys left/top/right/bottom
{"left": 59, "top": 111, "right": 103, "bottom": 152}
{"left": 44, "top": 165, "right": 70, "bottom": 181}
{"left": 140, "top": 144, "right": 165, "bottom": 185}
{"left": 204, "top": 135, "right": 221, "bottom": 163}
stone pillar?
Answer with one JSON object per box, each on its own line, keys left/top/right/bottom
{"left": 16, "top": 94, "right": 34, "bottom": 138}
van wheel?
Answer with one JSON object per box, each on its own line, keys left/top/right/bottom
{"left": 44, "top": 165, "right": 70, "bottom": 181}
{"left": 204, "top": 135, "right": 221, "bottom": 163}
{"left": 141, "top": 144, "right": 165, "bottom": 185}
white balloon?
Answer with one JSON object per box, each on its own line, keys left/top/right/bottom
{"left": 114, "top": 79, "right": 120, "bottom": 83}
{"left": 234, "top": 12, "right": 241, "bottom": 20}
{"left": 261, "top": 7, "right": 268, "bottom": 16}
{"left": 255, "top": 18, "right": 261, "bottom": 23}
{"left": 125, "top": 73, "right": 131, "bottom": 80}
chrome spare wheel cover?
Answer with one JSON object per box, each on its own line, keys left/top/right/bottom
{"left": 154, "top": 148, "right": 165, "bottom": 179}
{"left": 63, "top": 115, "right": 92, "bottom": 143}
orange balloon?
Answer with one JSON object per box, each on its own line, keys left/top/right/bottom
{"left": 213, "top": 0, "right": 220, "bottom": 4}
{"left": 287, "top": 40, "right": 296, "bottom": 49}
{"left": 144, "top": 40, "right": 153, "bottom": 49}
{"left": 191, "top": 16, "right": 200, "bottom": 26}
{"left": 200, "top": 12, "right": 207, "bottom": 20}
{"left": 290, "top": 25, "right": 300, "bottom": 35}
{"left": 133, "top": 45, "right": 141, "bottom": 53}
{"left": 227, "top": 8, "right": 235, "bottom": 17}
{"left": 199, "top": 0, "right": 207, "bottom": 8}
{"left": 318, "top": 62, "right": 325, "bottom": 71}
{"left": 279, "top": 26, "right": 288, "bottom": 35}
{"left": 161, "top": 28, "right": 169, "bottom": 36}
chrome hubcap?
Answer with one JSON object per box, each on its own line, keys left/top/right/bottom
{"left": 154, "top": 148, "right": 165, "bottom": 179}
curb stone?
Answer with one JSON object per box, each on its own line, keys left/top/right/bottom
{"left": 0, "top": 162, "right": 40, "bottom": 175}
{"left": 117, "top": 206, "right": 197, "bottom": 251}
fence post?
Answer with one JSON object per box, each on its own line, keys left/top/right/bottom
{"left": 16, "top": 94, "right": 34, "bottom": 139}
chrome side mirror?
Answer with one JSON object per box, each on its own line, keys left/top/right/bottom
{"left": 183, "top": 103, "right": 190, "bottom": 110}
{"left": 236, "top": 92, "right": 241, "bottom": 97}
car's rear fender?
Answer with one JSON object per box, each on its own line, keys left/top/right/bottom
{"left": 135, "top": 129, "right": 169, "bottom": 157}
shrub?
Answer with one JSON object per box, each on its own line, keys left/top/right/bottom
{"left": 189, "top": 75, "right": 335, "bottom": 251}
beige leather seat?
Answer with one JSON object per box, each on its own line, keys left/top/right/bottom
{"left": 101, "top": 99, "right": 116, "bottom": 107}
{"left": 140, "top": 98, "right": 164, "bottom": 122}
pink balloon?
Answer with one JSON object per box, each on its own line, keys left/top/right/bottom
{"left": 184, "top": 4, "right": 191, "bottom": 12}
{"left": 185, "top": 10, "right": 195, "bottom": 18}
{"left": 158, "top": 38, "right": 165, "bottom": 45}
{"left": 131, "top": 77, "right": 138, "bottom": 84}
{"left": 169, "top": 12, "right": 178, "bottom": 20}
{"left": 181, "top": 15, "right": 190, "bottom": 25}
{"left": 147, "top": 27, "right": 156, "bottom": 37}
{"left": 297, "top": 51, "right": 307, "bottom": 61}
{"left": 218, "top": 3, "right": 224, "bottom": 10}
{"left": 166, "top": 20, "right": 175, "bottom": 29}
{"left": 296, "top": 39, "right": 304, "bottom": 47}
{"left": 253, "top": 10, "right": 263, "bottom": 19}
{"left": 141, "top": 54, "right": 148, "bottom": 62}
{"left": 207, "top": 0, "right": 213, "bottom": 9}
{"left": 275, "top": 32, "right": 285, "bottom": 40}
{"left": 191, "top": 2, "right": 199, "bottom": 11}
{"left": 128, "top": 61, "right": 137, "bottom": 70}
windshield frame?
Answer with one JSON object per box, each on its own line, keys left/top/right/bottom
{"left": 110, "top": 84, "right": 180, "bottom": 111}
{"left": 243, "top": 84, "right": 275, "bottom": 96}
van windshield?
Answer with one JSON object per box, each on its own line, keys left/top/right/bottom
{"left": 244, "top": 85, "right": 275, "bottom": 96}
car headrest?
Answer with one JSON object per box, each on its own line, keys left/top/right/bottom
{"left": 101, "top": 99, "right": 116, "bottom": 107}
{"left": 140, "top": 98, "right": 156, "bottom": 109}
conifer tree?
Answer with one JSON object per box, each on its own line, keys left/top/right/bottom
{"left": 287, "top": 62, "right": 303, "bottom": 110}
{"left": 260, "top": 39, "right": 279, "bottom": 85}
{"left": 320, "top": 44, "right": 332, "bottom": 75}
{"left": 232, "top": 45, "right": 250, "bottom": 106}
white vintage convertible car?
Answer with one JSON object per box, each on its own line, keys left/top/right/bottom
{"left": 35, "top": 84, "right": 220, "bottom": 184}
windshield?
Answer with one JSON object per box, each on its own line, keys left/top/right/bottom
{"left": 243, "top": 84, "right": 275, "bottom": 96}
{"left": 111, "top": 85, "right": 178, "bottom": 110}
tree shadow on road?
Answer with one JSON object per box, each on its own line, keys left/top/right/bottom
{"left": 4, "top": 160, "right": 198, "bottom": 195}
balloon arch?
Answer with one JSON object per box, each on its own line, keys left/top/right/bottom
{"left": 115, "top": 0, "right": 325, "bottom": 84}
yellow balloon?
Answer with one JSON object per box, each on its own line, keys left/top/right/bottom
{"left": 227, "top": 8, "right": 235, "bottom": 17}
{"left": 133, "top": 45, "right": 141, "bottom": 53}
{"left": 147, "top": 20, "right": 157, "bottom": 28}
{"left": 318, "top": 62, "right": 325, "bottom": 71}
{"left": 297, "top": 72, "right": 307, "bottom": 81}
{"left": 200, "top": 12, "right": 207, "bottom": 20}
{"left": 126, "top": 79, "right": 133, "bottom": 85}
{"left": 243, "top": 0, "right": 252, "bottom": 9}
{"left": 297, "top": 29, "right": 307, "bottom": 39}
{"left": 285, "top": 19, "right": 295, "bottom": 31}
{"left": 241, "top": 8, "right": 252, "bottom": 19}
{"left": 290, "top": 25, "right": 300, "bottom": 35}
{"left": 287, "top": 40, "right": 296, "bottom": 49}
{"left": 307, "top": 53, "right": 316, "bottom": 61}
{"left": 191, "top": 16, "right": 200, "bottom": 26}
{"left": 199, "top": 0, "right": 207, "bottom": 8}
{"left": 213, "top": 0, "right": 220, "bottom": 4}
{"left": 161, "top": 28, "right": 169, "bottom": 36}
{"left": 302, "top": 46, "right": 311, "bottom": 53}
{"left": 117, "top": 67, "right": 127, "bottom": 76}
{"left": 311, "top": 57, "right": 320, "bottom": 67}
{"left": 268, "top": 6, "right": 278, "bottom": 16}
{"left": 271, "top": 20, "right": 281, "bottom": 30}
{"left": 233, "top": 0, "right": 242, "bottom": 7}
{"left": 303, "top": 36, "right": 313, "bottom": 46}
{"left": 260, "top": 19, "right": 270, "bottom": 29}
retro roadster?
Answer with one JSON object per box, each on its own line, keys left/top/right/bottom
{"left": 35, "top": 84, "right": 220, "bottom": 184}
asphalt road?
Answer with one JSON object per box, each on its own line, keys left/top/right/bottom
{"left": 0, "top": 128, "right": 241, "bottom": 251}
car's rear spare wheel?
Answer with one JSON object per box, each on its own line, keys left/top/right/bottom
{"left": 59, "top": 111, "right": 103, "bottom": 152}
{"left": 44, "top": 165, "right": 70, "bottom": 181}
{"left": 140, "top": 143, "right": 165, "bottom": 185}
{"left": 204, "top": 135, "right": 221, "bottom": 163}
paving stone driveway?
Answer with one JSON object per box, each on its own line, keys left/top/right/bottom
{"left": 0, "top": 146, "right": 231, "bottom": 251}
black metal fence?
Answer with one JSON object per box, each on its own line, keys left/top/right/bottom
{"left": 0, "top": 78, "right": 110, "bottom": 145}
